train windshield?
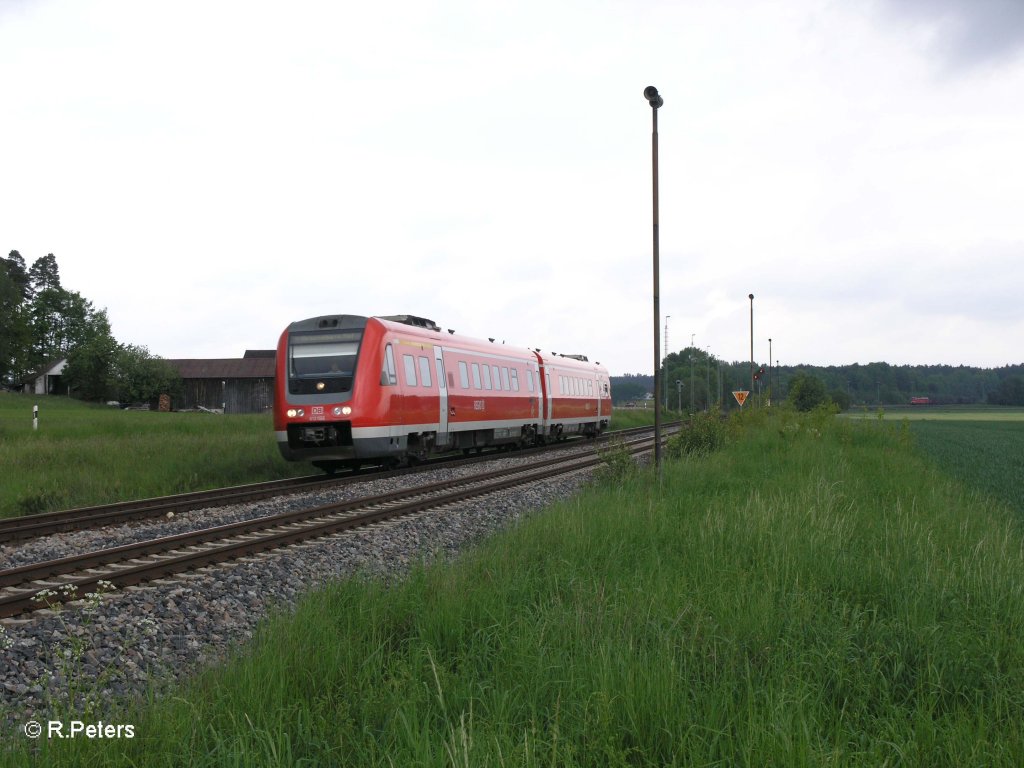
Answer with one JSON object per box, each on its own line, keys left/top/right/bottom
{"left": 288, "top": 329, "right": 363, "bottom": 394}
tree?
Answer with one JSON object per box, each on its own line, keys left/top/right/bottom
{"left": 988, "top": 377, "right": 1024, "bottom": 406}
{"left": 787, "top": 372, "right": 829, "bottom": 411}
{"left": 1, "top": 252, "right": 32, "bottom": 387}
{"left": 112, "top": 345, "right": 182, "bottom": 404}
{"left": 27, "top": 287, "right": 108, "bottom": 371}
{"left": 829, "top": 388, "right": 852, "bottom": 411}
{"left": 62, "top": 310, "right": 118, "bottom": 400}
{"left": 27, "top": 252, "right": 60, "bottom": 296}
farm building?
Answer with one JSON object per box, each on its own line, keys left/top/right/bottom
{"left": 166, "top": 350, "right": 275, "bottom": 413}
{"left": 20, "top": 359, "right": 68, "bottom": 396}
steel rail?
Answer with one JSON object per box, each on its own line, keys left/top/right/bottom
{"left": 0, "top": 436, "right": 656, "bottom": 618}
{"left": 0, "top": 425, "right": 666, "bottom": 544}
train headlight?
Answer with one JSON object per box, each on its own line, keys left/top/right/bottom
{"left": 286, "top": 408, "right": 305, "bottom": 418}
{"left": 342, "top": 406, "right": 352, "bottom": 415}
{"left": 316, "top": 381, "right": 326, "bottom": 392}
{"left": 332, "top": 406, "right": 342, "bottom": 416}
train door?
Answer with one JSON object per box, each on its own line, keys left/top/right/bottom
{"left": 536, "top": 362, "right": 544, "bottom": 421}
{"left": 434, "top": 346, "right": 449, "bottom": 446}
{"left": 544, "top": 371, "right": 553, "bottom": 432}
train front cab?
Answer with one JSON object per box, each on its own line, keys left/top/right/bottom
{"left": 275, "top": 315, "right": 447, "bottom": 468}
{"left": 274, "top": 315, "right": 373, "bottom": 465}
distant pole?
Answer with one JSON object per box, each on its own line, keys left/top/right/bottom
{"left": 677, "top": 379, "right": 682, "bottom": 412}
{"left": 664, "top": 315, "right": 670, "bottom": 409}
{"left": 33, "top": 404, "right": 38, "bottom": 431}
{"left": 706, "top": 347, "right": 711, "bottom": 412}
{"left": 768, "top": 337, "right": 773, "bottom": 405}
{"left": 748, "top": 294, "right": 755, "bottom": 395}
{"left": 690, "top": 333, "right": 695, "bottom": 413}
{"left": 645, "top": 85, "right": 664, "bottom": 472}
{"left": 664, "top": 316, "right": 670, "bottom": 359}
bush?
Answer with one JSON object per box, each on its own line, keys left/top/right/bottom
{"left": 593, "top": 437, "right": 638, "bottom": 485}
{"left": 667, "top": 410, "right": 727, "bottom": 458}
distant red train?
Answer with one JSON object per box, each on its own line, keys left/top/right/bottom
{"left": 273, "top": 314, "right": 612, "bottom": 471}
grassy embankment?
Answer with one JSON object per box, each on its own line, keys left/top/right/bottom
{"left": 0, "top": 393, "right": 652, "bottom": 519}
{"left": 8, "top": 406, "right": 1024, "bottom": 766}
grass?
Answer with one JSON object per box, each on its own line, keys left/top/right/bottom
{"left": 0, "top": 395, "right": 651, "bottom": 519}
{"left": 9, "top": 406, "right": 1024, "bottom": 766}
{"left": 0, "top": 392, "right": 310, "bottom": 518}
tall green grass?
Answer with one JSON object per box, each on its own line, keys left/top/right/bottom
{"left": 11, "top": 408, "right": 1024, "bottom": 766}
{"left": 0, "top": 392, "right": 309, "bottom": 518}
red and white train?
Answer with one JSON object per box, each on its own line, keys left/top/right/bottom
{"left": 274, "top": 314, "right": 612, "bottom": 471}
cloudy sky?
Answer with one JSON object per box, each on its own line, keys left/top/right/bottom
{"left": 2, "top": 0, "right": 1022, "bottom": 375}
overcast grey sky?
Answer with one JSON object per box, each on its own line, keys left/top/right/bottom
{"left": 2, "top": 0, "right": 1022, "bottom": 374}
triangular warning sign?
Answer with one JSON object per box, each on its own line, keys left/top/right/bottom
{"left": 732, "top": 390, "right": 750, "bottom": 407}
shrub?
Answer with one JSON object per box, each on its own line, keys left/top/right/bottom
{"left": 593, "top": 437, "right": 638, "bottom": 485}
{"left": 667, "top": 410, "right": 727, "bottom": 458}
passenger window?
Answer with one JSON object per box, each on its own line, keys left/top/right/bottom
{"left": 419, "top": 356, "right": 432, "bottom": 387}
{"left": 492, "top": 365, "right": 502, "bottom": 391}
{"left": 526, "top": 369, "right": 534, "bottom": 392}
{"left": 403, "top": 354, "right": 417, "bottom": 386}
{"left": 471, "top": 363, "right": 482, "bottom": 389}
{"left": 588, "top": 380, "right": 593, "bottom": 395}
{"left": 482, "top": 364, "right": 492, "bottom": 390}
{"left": 380, "top": 344, "right": 397, "bottom": 386}
{"left": 510, "top": 368, "right": 520, "bottom": 391}
{"left": 501, "top": 367, "right": 511, "bottom": 390}
{"left": 458, "top": 361, "right": 470, "bottom": 389}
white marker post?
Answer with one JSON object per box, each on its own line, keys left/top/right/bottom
{"left": 33, "top": 404, "right": 39, "bottom": 430}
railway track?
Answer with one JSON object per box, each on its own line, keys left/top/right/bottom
{"left": 0, "top": 425, "right": 666, "bottom": 544}
{"left": 0, "top": 433, "right": 656, "bottom": 618}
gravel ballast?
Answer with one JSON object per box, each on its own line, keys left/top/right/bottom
{"left": 0, "top": 452, "right": 601, "bottom": 726}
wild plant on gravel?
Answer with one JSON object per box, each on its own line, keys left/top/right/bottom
{"left": 30, "top": 580, "right": 125, "bottom": 719}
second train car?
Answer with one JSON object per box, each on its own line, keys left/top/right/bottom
{"left": 273, "top": 314, "right": 611, "bottom": 471}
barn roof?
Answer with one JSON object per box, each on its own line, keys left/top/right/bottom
{"left": 19, "top": 358, "right": 66, "bottom": 385}
{"left": 166, "top": 358, "right": 275, "bottom": 379}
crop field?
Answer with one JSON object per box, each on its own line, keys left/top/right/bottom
{"left": 846, "top": 405, "right": 1024, "bottom": 421}
{"left": 844, "top": 406, "right": 1024, "bottom": 516}
{"left": 910, "top": 419, "right": 1024, "bottom": 516}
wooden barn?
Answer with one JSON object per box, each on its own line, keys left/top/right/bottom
{"left": 166, "top": 350, "right": 275, "bottom": 413}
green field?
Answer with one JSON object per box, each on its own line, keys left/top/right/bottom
{"left": 0, "top": 392, "right": 310, "bottom": 518}
{"left": 844, "top": 405, "right": 1024, "bottom": 515}
{"left": 911, "top": 420, "right": 1024, "bottom": 516}
{"left": 7, "top": 405, "right": 1024, "bottom": 766}
{"left": 846, "top": 405, "right": 1024, "bottom": 421}
{"left": 0, "top": 394, "right": 655, "bottom": 519}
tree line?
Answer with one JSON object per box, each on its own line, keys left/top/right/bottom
{"left": 612, "top": 348, "right": 1024, "bottom": 410}
{"left": 2, "top": 251, "right": 180, "bottom": 403}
